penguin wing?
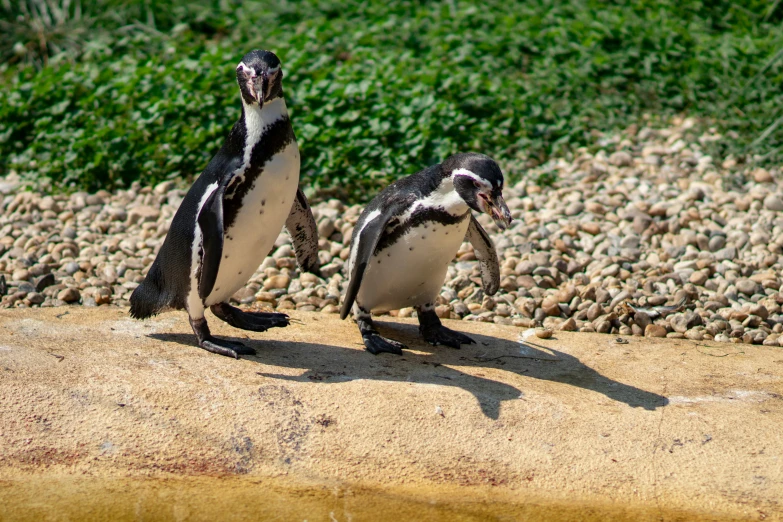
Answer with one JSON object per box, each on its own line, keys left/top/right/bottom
{"left": 285, "top": 188, "right": 322, "bottom": 277}
{"left": 196, "top": 182, "right": 229, "bottom": 300}
{"left": 466, "top": 215, "right": 500, "bottom": 296}
{"left": 339, "top": 202, "right": 408, "bottom": 320}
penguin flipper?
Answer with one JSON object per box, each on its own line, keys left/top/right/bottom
{"left": 285, "top": 188, "right": 322, "bottom": 277}
{"left": 465, "top": 215, "right": 500, "bottom": 296}
{"left": 197, "top": 183, "right": 227, "bottom": 300}
{"left": 340, "top": 203, "right": 406, "bottom": 320}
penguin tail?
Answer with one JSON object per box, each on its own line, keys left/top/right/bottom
{"left": 129, "top": 264, "right": 168, "bottom": 319}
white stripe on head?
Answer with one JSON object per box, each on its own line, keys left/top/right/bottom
{"left": 236, "top": 63, "right": 254, "bottom": 75}
{"left": 452, "top": 168, "right": 492, "bottom": 191}
{"left": 267, "top": 64, "right": 280, "bottom": 74}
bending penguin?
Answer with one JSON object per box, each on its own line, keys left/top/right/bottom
{"left": 340, "top": 153, "right": 512, "bottom": 355}
{"left": 130, "top": 50, "right": 320, "bottom": 358}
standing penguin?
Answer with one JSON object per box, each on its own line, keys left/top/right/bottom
{"left": 340, "top": 153, "right": 512, "bottom": 355}
{"left": 130, "top": 50, "right": 320, "bottom": 358}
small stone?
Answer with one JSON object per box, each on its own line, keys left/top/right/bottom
{"left": 127, "top": 205, "right": 161, "bottom": 224}
{"left": 263, "top": 274, "right": 290, "bottom": 291}
{"left": 581, "top": 223, "right": 601, "bottom": 235}
{"left": 565, "top": 202, "right": 584, "bottom": 216}
{"left": 644, "top": 154, "right": 662, "bottom": 166}
{"left": 609, "top": 151, "right": 633, "bottom": 167}
{"left": 535, "top": 328, "right": 553, "bottom": 339}
{"left": 595, "top": 320, "right": 612, "bottom": 334}
{"left": 736, "top": 279, "right": 759, "bottom": 296}
{"left": 753, "top": 168, "right": 773, "bottom": 183}
{"left": 231, "top": 287, "right": 257, "bottom": 304}
{"left": 12, "top": 269, "right": 30, "bottom": 281}
{"left": 541, "top": 298, "right": 561, "bottom": 317}
{"left": 63, "top": 262, "right": 80, "bottom": 276}
{"left": 645, "top": 324, "right": 667, "bottom": 338}
{"left": 559, "top": 317, "right": 577, "bottom": 331}
{"left": 764, "top": 194, "right": 783, "bottom": 211}
{"left": 586, "top": 303, "right": 605, "bottom": 321}
{"left": 321, "top": 304, "right": 339, "bottom": 314}
{"left": 435, "top": 305, "right": 451, "bottom": 319}
{"left": 714, "top": 246, "right": 737, "bottom": 262}
{"left": 25, "top": 292, "right": 45, "bottom": 305}
{"left": 689, "top": 270, "right": 709, "bottom": 286}
{"left": 57, "top": 288, "right": 81, "bottom": 303}
{"left": 34, "top": 273, "right": 56, "bottom": 292}
{"left": 515, "top": 260, "right": 536, "bottom": 275}
{"left": 320, "top": 263, "right": 342, "bottom": 278}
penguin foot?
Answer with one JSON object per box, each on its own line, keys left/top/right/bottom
{"left": 190, "top": 315, "right": 255, "bottom": 358}
{"left": 420, "top": 325, "right": 475, "bottom": 349}
{"left": 200, "top": 337, "right": 256, "bottom": 359}
{"left": 362, "top": 333, "right": 406, "bottom": 355}
{"left": 211, "top": 303, "right": 289, "bottom": 332}
{"left": 416, "top": 306, "right": 475, "bottom": 349}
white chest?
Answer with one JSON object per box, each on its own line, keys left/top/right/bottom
{"left": 204, "top": 140, "right": 300, "bottom": 306}
{"left": 357, "top": 215, "right": 470, "bottom": 312}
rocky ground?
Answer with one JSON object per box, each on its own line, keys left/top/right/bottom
{"left": 2, "top": 117, "right": 783, "bottom": 346}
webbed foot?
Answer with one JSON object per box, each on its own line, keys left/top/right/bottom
{"left": 417, "top": 305, "right": 475, "bottom": 349}
{"left": 190, "top": 315, "right": 255, "bottom": 358}
{"left": 211, "top": 302, "right": 289, "bottom": 332}
{"left": 362, "top": 333, "right": 406, "bottom": 355}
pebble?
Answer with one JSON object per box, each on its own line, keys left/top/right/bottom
{"left": 535, "top": 328, "right": 553, "bottom": 339}
{"left": 645, "top": 324, "right": 668, "bottom": 338}
{"left": 763, "top": 195, "right": 783, "bottom": 211}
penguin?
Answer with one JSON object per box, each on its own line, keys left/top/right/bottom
{"left": 130, "top": 50, "right": 320, "bottom": 358}
{"left": 340, "top": 153, "right": 512, "bottom": 355}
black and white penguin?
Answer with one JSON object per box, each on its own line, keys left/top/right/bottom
{"left": 130, "top": 50, "right": 320, "bottom": 358}
{"left": 340, "top": 153, "right": 512, "bottom": 355}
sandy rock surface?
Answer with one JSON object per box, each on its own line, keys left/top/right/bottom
{"left": 0, "top": 307, "right": 781, "bottom": 520}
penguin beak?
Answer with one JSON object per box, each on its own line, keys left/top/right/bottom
{"left": 481, "top": 193, "right": 512, "bottom": 230}
{"left": 254, "top": 73, "right": 269, "bottom": 106}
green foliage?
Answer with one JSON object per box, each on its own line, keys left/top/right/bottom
{"left": 1, "top": 0, "right": 783, "bottom": 201}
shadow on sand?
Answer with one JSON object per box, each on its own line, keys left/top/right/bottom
{"left": 150, "top": 319, "right": 668, "bottom": 420}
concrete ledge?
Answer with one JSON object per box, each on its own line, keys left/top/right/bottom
{"left": 0, "top": 307, "right": 781, "bottom": 520}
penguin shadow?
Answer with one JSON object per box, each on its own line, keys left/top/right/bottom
{"left": 149, "top": 323, "right": 668, "bottom": 420}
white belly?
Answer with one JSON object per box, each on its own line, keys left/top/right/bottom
{"left": 357, "top": 216, "right": 469, "bottom": 313}
{"left": 205, "top": 141, "right": 299, "bottom": 305}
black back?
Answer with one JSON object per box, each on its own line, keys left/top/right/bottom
{"left": 129, "top": 121, "right": 246, "bottom": 318}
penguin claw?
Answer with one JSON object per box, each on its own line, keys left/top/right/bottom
{"left": 200, "top": 337, "right": 256, "bottom": 359}
{"left": 362, "top": 333, "right": 406, "bottom": 355}
{"left": 421, "top": 326, "right": 475, "bottom": 349}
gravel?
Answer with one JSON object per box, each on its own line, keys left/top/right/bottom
{"left": 3, "top": 117, "right": 783, "bottom": 347}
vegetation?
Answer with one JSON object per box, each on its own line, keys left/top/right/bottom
{"left": 1, "top": 0, "right": 783, "bottom": 201}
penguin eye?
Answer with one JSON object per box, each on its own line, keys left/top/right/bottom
{"left": 473, "top": 181, "right": 481, "bottom": 189}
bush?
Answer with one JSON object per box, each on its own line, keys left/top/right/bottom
{"left": 1, "top": 0, "right": 783, "bottom": 201}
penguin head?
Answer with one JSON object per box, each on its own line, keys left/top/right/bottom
{"left": 447, "top": 153, "right": 513, "bottom": 230}
{"left": 236, "top": 50, "right": 284, "bottom": 107}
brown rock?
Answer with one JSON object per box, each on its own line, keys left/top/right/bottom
{"left": 753, "top": 168, "right": 773, "bottom": 183}
{"left": 263, "top": 275, "right": 291, "bottom": 291}
{"left": 535, "top": 328, "right": 553, "bottom": 339}
{"left": 645, "top": 324, "right": 668, "bottom": 338}
{"left": 559, "top": 317, "right": 577, "bottom": 331}
{"left": 127, "top": 205, "right": 161, "bottom": 225}
{"left": 541, "top": 299, "right": 561, "bottom": 317}
{"left": 586, "top": 303, "right": 605, "bottom": 321}
{"left": 581, "top": 223, "right": 601, "bottom": 235}
{"left": 57, "top": 287, "right": 81, "bottom": 303}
